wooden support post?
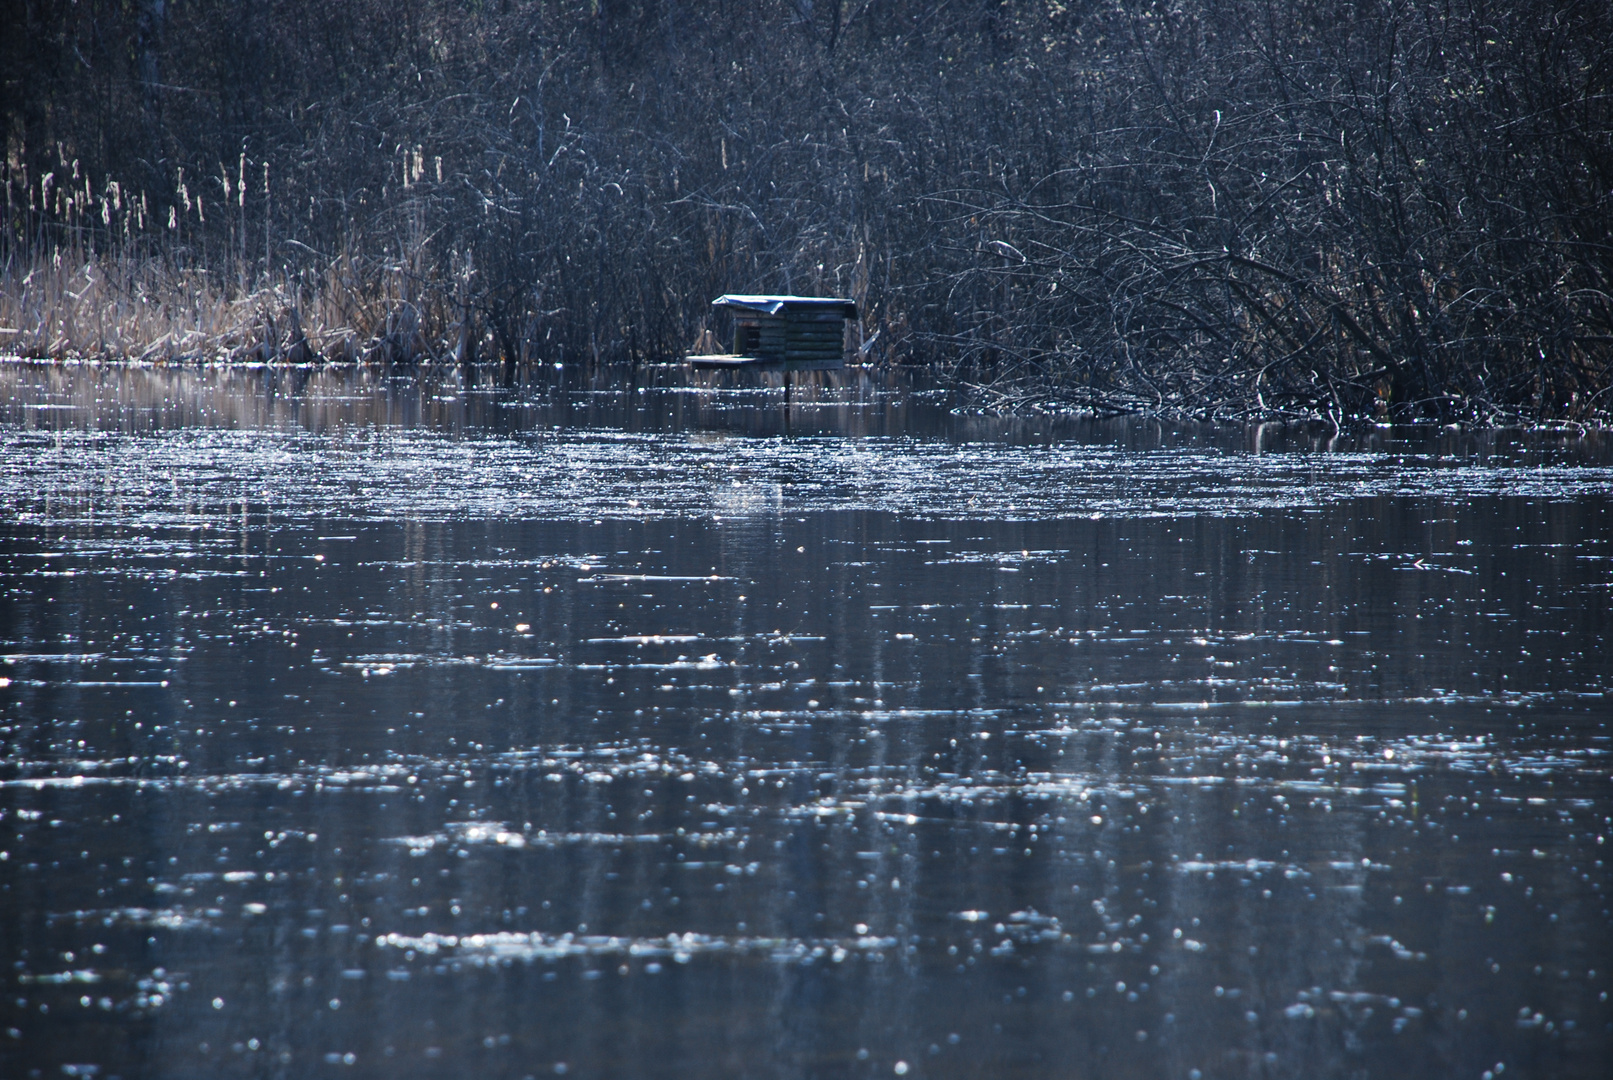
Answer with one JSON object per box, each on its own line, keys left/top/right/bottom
{"left": 783, "top": 369, "right": 794, "bottom": 437}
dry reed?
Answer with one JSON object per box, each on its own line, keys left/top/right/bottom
{"left": 0, "top": 245, "right": 479, "bottom": 368}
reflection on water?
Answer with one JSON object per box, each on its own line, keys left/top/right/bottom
{"left": 1, "top": 362, "right": 1610, "bottom": 1079}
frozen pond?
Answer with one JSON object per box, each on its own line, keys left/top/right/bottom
{"left": 1, "top": 362, "right": 1610, "bottom": 1079}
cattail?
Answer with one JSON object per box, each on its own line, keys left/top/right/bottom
{"left": 169, "top": 205, "right": 177, "bottom": 230}
{"left": 435, "top": 156, "right": 443, "bottom": 183}
{"left": 221, "top": 164, "right": 231, "bottom": 203}
{"left": 179, "top": 168, "right": 190, "bottom": 213}
{"left": 238, "top": 153, "right": 247, "bottom": 207}
{"left": 196, "top": 195, "right": 204, "bottom": 223}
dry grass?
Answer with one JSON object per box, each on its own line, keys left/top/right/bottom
{"left": 0, "top": 246, "right": 475, "bottom": 366}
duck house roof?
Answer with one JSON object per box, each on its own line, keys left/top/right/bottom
{"left": 712, "top": 295, "right": 857, "bottom": 319}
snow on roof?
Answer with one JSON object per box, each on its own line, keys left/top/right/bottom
{"left": 712, "top": 295, "right": 857, "bottom": 317}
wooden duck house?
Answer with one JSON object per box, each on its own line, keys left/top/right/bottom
{"left": 688, "top": 295, "right": 857, "bottom": 370}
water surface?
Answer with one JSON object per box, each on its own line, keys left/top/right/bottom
{"left": 2, "top": 363, "right": 1610, "bottom": 1079}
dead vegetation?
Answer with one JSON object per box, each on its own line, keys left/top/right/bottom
{"left": 0, "top": 242, "right": 494, "bottom": 371}
{"left": 3, "top": 0, "right": 1610, "bottom": 422}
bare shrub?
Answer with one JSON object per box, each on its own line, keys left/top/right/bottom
{"left": 2, "top": 0, "right": 1607, "bottom": 420}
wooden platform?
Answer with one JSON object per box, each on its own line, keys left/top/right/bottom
{"left": 685, "top": 353, "right": 843, "bottom": 372}
{"left": 686, "top": 353, "right": 770, "bottom": 369}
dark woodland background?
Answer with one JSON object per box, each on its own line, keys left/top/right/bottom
{"left": 2, "top": 0, "right": 1610, "bottom": 420}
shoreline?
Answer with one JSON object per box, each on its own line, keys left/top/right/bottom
{"left": 2, "top": 352, "right": 1608, "bottom": 436}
